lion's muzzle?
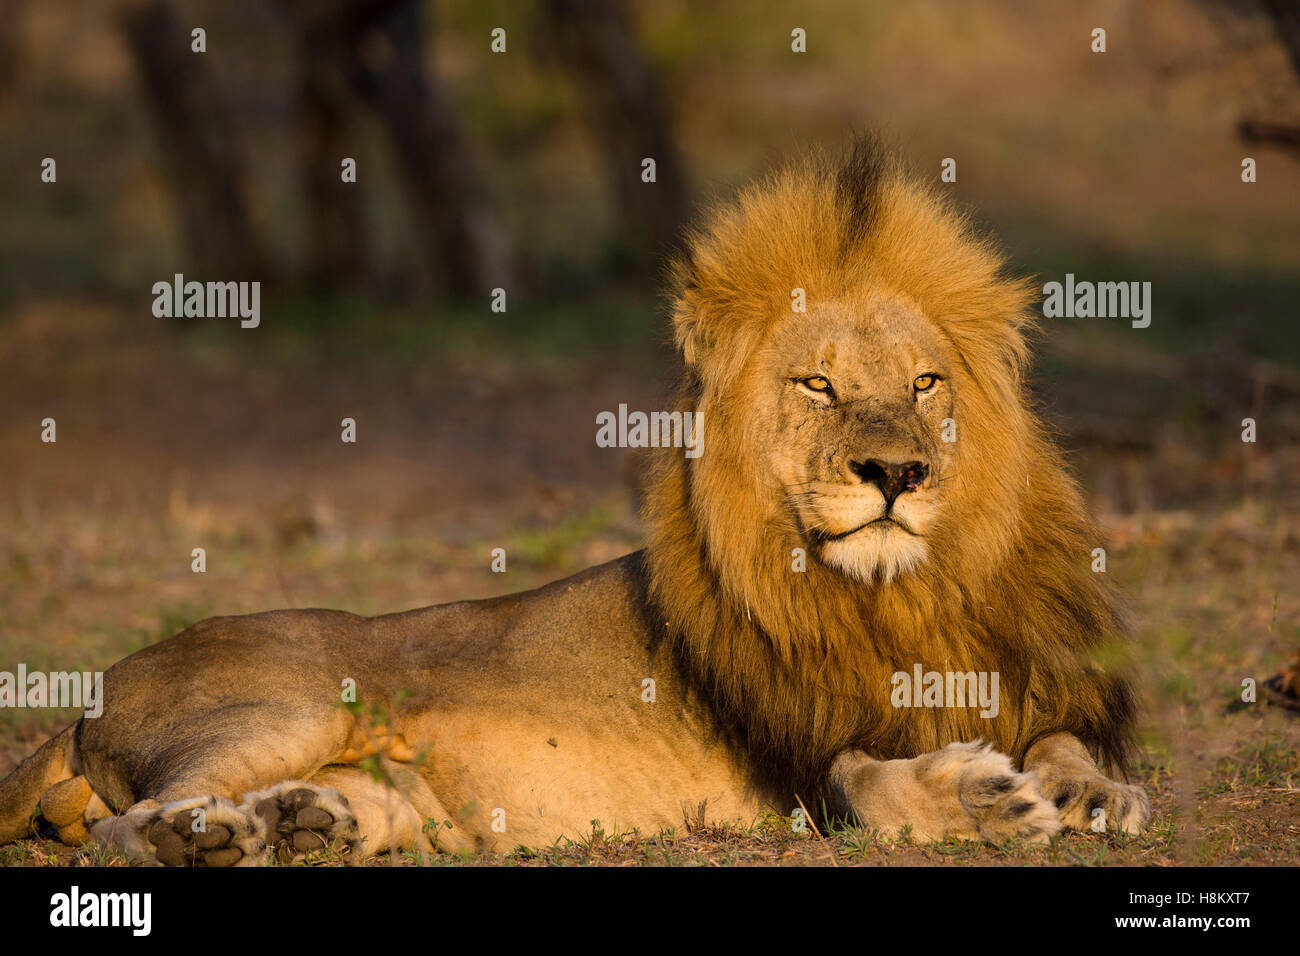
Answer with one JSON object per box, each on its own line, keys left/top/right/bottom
{"left": 848, "top": 457, "right": 929, "bottom": 509}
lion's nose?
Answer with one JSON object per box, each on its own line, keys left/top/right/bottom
{"left": 849, "top": 458, "right": 929, "bottom": 507}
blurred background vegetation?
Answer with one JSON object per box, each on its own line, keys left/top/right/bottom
{"left": 0, "top": 0, "right": 1298, "bottom": 864}
{"left": 3, "top": 1, "right": 1299, "bottom": 317}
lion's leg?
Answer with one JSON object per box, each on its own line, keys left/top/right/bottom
{"left": 830, "top": 741, "right": 1061, "bottom": 844}
{"left": 1022, "top": 732, "right": 1148, "bottom": 834}
{"left": 86, "top": 778, "right": 366, "bottom": 866}
{"left": 73, "top": 708, "right": 364, "bottom": 865}
{"left": 309, "top": 763, "right": 473, "bottom": 857}
{"left": 77, "top": 750, "right": 364, "bottom": 868}
{"left": 88, "top": 794, "right": 268, "bottom": 866}
{"left": 239, "top": 779, "right": 363, "bottom": 864}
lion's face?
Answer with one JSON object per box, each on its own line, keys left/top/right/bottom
{"left": 754, "top": 294, "right": 958, "bottom": 584}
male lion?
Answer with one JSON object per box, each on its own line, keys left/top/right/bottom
{"left": 0, "top": 137, "right": 1148, "bottom": 864}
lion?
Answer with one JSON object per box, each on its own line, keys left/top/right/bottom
{"left": 0, "top": 136, "right": 1148, "bottom": 865}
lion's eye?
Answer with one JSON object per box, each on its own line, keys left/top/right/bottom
{"left": 913, "top": 374, "right": 938, "bottom": 392}
{"left": 801, "top": 376, "right": 832, "bottom": 393}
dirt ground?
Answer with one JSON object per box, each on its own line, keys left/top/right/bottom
{"left": 0, "top": 296, "right": 1296, "bottom": 867}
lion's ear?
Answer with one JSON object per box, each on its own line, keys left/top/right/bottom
{"left": 671, "top": 289, "right": 765, "bottom": 392}
{"left": 673, "top": 295, "right": 703, "bottom": 368}
{"left": 666, "top": 255, "right": 761, "bottom": 389}
{"left": 668, "top": 251, "right": 706, "bottom": 369}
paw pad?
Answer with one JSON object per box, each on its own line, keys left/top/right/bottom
{"left": 145, "top": 799, "right": 261, "bottom": 866}
{"left": 246, "top": 783, "right": 360, "bottom": 863}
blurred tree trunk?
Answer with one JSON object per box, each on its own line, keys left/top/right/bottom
{"left": 338, "top": 0, "right": 511, "bottom": 298}
{"left": 1261, "top": 0, "right": 1300, "bottom": 75}
{"left": 282, "top": 2, "right": 374, "bottom": 293}
{"left": 298, "top": 59, "right": 367, "bottom": 292}
{"left": 543, "top": 0, "right": 688, "bottom": 265}
{"left": 274, "top": 0, "right": 407, "bottom": 294}
{"left": 117, "top": 0, "right": 271, "bottom": 278}
{"left": 0, "top": 0, "right": 25, "bottom": 95}
{"left": 1237, "top": 0, "right": 1300, "bottom": 160}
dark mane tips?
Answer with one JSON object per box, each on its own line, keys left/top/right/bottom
{"left": 833, "top": 132, "right": 894, "bottom": 250}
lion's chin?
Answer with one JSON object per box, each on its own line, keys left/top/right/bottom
{"left": 819, "top": 525, "right": 929, "bottom": 585}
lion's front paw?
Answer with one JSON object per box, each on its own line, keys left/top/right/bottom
{"left": 831, "top": 741, "right": 1061, "bottom": 845}
{"left": 946, "top": 742, "right": 1062, "bottom": 845}
{"left": 241, "top": 781, "right": 362, "bottom": 864}
{"left": 144, "top": 795, "right": 268, "bottom": 867}
{"left": 1036, "top": 770, "right": 1149, "bottom": 834}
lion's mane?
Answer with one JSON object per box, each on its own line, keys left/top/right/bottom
{"left": 642, "top": 136, "right": 1137, "bottom": 805}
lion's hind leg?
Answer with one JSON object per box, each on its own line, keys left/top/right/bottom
{"left": 831, "top": 741, "right": 1061, "bottom": 845}
{"left": 89, "top": 794, "right": 268, "bottom": 866}
{"left": 87, "top": 779, "right": 364, "bottom": 866}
